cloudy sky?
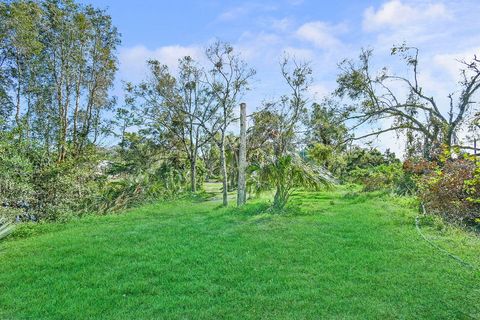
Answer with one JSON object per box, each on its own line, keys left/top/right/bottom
{"left": 85, "top": 0, "right": 480, "bottom": 156}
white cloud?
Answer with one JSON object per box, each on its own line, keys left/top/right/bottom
{"left": 118, "top": 45, "right": 202, "bottom": 82}
{"left": 217, "top": 3, "right": 276, "bottom": 22}
{"left": 363, "top": 0, "right": 451, "bottom": 32}
{"left": 270, "top": 18, "right": 293, "bottom": 32}
{"left": 236, "top": 31, "right": 282, "bottom": 62}
{"left": 309, "top": 83, "right": 331, "bottom": 99}
{"left": 296, "top": 21, "right": 347, "bottom": 49}
{"left": 433, "top": 47, "right": 480, "bottom": 79}
{"left": 218, "top": 6, "right": 250, "bottom": 22}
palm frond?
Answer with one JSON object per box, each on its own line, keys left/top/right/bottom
{"left": 248, "top": 153, "right": 335, "bottom": 196}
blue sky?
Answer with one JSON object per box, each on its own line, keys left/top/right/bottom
{"left": 84, "top": 1, "right": 380, "bottom": 47}
{"left": 84, "top": 0, "right": 480, "bottom": 155}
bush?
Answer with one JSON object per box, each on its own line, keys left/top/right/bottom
{"left": 465, "top": 158, "right": 480, "bottom": 207}
{"left": 419, "top": 158, "right": 480, "bottom": 225}
{"left": 403, "top": 158, "right": 437, "bottom": 175}
{"left": 32, "top": 157, "right": 104, "bottom": 221}
{"left": 0, "top": 135, "right": 35, "bottom": 220}
{"left": 349, "top": 163, "right": 405, "bottom": 192}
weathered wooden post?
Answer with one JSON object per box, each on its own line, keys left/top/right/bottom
{"left": 237, "top": 102, "right": 247, "bottom": 206}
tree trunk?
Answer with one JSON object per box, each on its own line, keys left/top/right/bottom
{"left": 15, "top": 59, "right": 22, "bottom": 133}
{"left": 229, "top": 168, "right": 236, "bottom": 191}
{"left": 237, "top": 102, "right": 247, "bottom": 206}
{"left": 72, "top": 83, "right": 81, "bottom": 153}
{"left": 190, "top": 158, "right": 197, "bottom": 193}
{"left": 57, "top": 84, "right": 64, "bottom": 162}
{"left": 219, "top": 134, "right": 228, "bottom": 206}
{"left": 446, "top": 128, "right": 454, "bottom": 149}
{"left": 59, "top": 95, "right": 69, "bottom": 162}
{"left": 15, "top": 84, "right": 21, "bottom": 129}
{"left": 273, "top": 185, "right": 288, "bottom": 210}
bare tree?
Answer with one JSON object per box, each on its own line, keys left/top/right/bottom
{"left": 336, "top": 44, "right": 480, "bottom": 158}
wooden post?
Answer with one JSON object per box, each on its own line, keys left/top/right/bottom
{"left": 237, "top": 102, "right": 247, "bottom": 206}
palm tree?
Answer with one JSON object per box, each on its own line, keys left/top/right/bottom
{"left": 249, "top": 154, "right": 333, "bottom": 210}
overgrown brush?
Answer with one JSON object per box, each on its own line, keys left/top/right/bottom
{"left": 418, "top": 155, "right": 480, "bottom": 226}
{"left": 348, "top": 163, "right": 416, "bottom": 195}
{"left": 93, "top": 163, "right": 189, "bottom": 213}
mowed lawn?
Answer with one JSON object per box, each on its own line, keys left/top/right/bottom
{"left": 1, "top": 190, "right": 480, "bottom": 319}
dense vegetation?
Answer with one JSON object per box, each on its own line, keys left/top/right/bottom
{"left": 1, "top": 0, "right": 480, "bottom": 230}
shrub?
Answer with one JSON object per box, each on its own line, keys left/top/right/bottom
{"left": 349, "top": 163, "right": 405, "bottom": 192}
{"left": 32, "top": 158, "right": 104, "bottom": 221}
{"left": 0, "top": 136, "right": 35, "bottom": 219}
{"left": 0, "top": 152, "right": 34, "bottom": 205}
{"left": 248, "top": 154, "right": 332, "bottom": 210}
{"left": 403, "top": 158, "right": 437, "bottom": 175}
{"left": 419, "top": 158, "right": 480, "bottom": 225}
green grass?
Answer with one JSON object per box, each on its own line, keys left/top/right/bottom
{"left": 1, "top": 189, "right": 480, "bottom": 319}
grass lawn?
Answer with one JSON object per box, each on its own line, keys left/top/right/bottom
{"left": 1, "top": 189, "right": 480, "bottom": 319}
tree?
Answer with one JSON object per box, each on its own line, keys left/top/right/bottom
{"left": 71, "top": 4, "right": 119, "bottom": 156}
{"left": 0, "top": 0, "right": 43, "bottom": 136}
{"left": 248, "top": 57, "right": 332, "bottom": 210}
{"left": 336, "top": 44, "right": 480, "bottom": 158}
{"left": 199, "top": 137, "right": 219, "bottom": 181}
{"left": 195, "top": 41, "right": 255, "bottom": 205}
{"left": 307, "top": 99, "right": 350, "bottom": 150}
{"left": 130, "top": 56, "right": 213, "bottom": 192}
{"left": 225, "top": 133, "right": 239, "bottom": 192}
{"left": 42, "top": 1, "right": 119, "bottom": 160}
{"left": 305, "top": 99, "right": 351, "bottom": 172}
{"left": 111, "top": 105, "right": 140, "bottom": 151}
{"left": 0, "top": 0, "right": 124, "bottom": 222}
{"left": 136, "top": 42, "right": 255, "bottom": 202}
{"left": 0, "top": 0, "right": 119, "bottom": 160}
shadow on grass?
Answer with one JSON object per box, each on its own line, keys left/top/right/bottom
{"left": 185, "top": 191, "right": 217, "bottom": 202}
{"left": 223, "top": 201, "right": 328, "bottom": 218}
{"left": 290, "top": 192, "right": 335, "bottom": 201}
{"left": 279, "top": 200, "right": 336, "bottom": 216}
{"left": 226, "top": 202, "right": 271, "bottom": 216}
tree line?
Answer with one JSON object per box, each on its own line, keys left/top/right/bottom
{"left": 2, "top": 0, "right": 480, "bottom": 228}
